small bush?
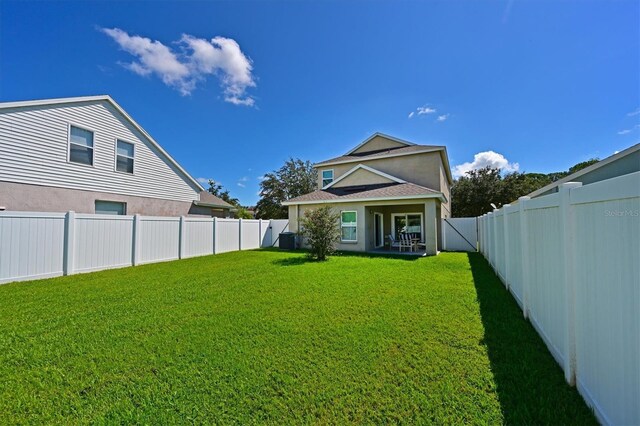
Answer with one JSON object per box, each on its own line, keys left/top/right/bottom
{"left": 300, "top": 206, "right": 341, "bottom": 261}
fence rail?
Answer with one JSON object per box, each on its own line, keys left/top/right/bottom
{"left": 0, "top": 212, "right": 289, "bottom": 284}
{"left": 478, "top": 172, "right": 640, "bottom": 426}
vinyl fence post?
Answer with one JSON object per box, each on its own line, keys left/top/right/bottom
{"left": 238, "top": 218, "right": 243, "bottom": 250}
{"left": 63, "top": 211, "right": 75, "bottom": 276}
{"left": 492, "top": 209, "right": 500, "bottom": 277}
{"left": 213, "top": 217, "right": 218, "bottom": 254}
{"left": 503, "top": 205, "right": 511, "bottom": 289}
{"left": 518, "top": 197, "right": 531, "bottom": 318}
{"left": 132, "top": 214, "right": 141, "bottom": 266}
{"left": 486, "top": 212, "right": 493, "bottom": 265}
{"left": 179, "top": 216, "right": 185, "bottom": 259}
{"left": 559, "top": 182, "right": 582, "bottom": 386}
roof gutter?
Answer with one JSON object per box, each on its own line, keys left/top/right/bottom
{"left": 282, "top": 192, "right": 447, "bottom": 206}
{"left": 192, "top": 201, "right": 236, "bottom": 210}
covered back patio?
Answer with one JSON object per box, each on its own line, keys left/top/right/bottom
{"left": 362, "top": 199, "right": 442, "bottom": 255}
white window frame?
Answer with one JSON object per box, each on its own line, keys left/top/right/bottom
{"left": 340, "top": 210, "right": 357, "bottom": 243}
{"left": 67, "top": 123, "right": 95, "bottom": 167}
{"left": 114, "top": 138, "right": 135, "bottom": 174}
{"left": 321, "top": 169, "right": 334, "bottom": 188}
{"left": 391, "top": 212, "right": 424, "bottom": 242}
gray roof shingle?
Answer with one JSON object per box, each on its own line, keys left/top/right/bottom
{"left": 285, "top": 182, "right": 442, "bottom": 204}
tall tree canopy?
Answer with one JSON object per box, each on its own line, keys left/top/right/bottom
{"left": 207, "top": 179, "right": 252, "bottom": 219}
{"left": 451, "top": 158, "right": 600, "bottom": 217}
{"left": 256, "top": 158, "right": 317, "bottom": 219}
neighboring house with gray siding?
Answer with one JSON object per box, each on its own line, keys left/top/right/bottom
{"left": 283, "top": 133, "right": 453, "bottom": 255}
{"left": 0, "top": 95, "right": 233, "bottom": 217}
{"left": 524, "top": 143, "right": 640, "bottom": 199}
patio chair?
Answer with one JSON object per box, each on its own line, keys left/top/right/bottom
{"left": 388, "top": 234, "right": 401, "bottom": 251}
{"left": 399, "top": 233, "right": 414, "bottom": 252}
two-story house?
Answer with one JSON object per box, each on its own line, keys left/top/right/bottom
{"left": 283, "top": 133, "right": 452, "bottom": 255}
{"left": 0, "top": 95, "right": 233, "bottom": 217}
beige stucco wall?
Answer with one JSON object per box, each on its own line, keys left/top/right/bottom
{"left": 317, "top": 151, "right": 445, "bottom": 195}
{"left": 351, "top": 135, "right": 407, "bottom": 154}
{"left": 0, "top": 181, "right": 222, "bottom": 217}
{"left": 288, "top": 198, "right": 440, "bottom": 255}
{"left": 331, "top": 168, "right": 395, "bottom": 187}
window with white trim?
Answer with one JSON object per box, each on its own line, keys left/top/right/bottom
{"left": 340, "top": 210, "right": 357, "bottom": 242}
{"left": 69, "top": 125, "right": 94, "bottom": 165}
{"left": 116, "top": 140, "right": 134, "bottom": 174}
{"left": 322, "top": 169, "right": 334, "bottom": 187}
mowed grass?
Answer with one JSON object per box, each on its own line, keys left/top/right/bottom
{"left": 0, "top": 250, "right": 595, "bottom": 424}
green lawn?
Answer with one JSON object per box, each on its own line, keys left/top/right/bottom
{"left": 0, "top": 250, "right": 595, "bottom": 424}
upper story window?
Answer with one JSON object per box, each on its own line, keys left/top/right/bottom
{"left": 116, "top": 140, "right": 134, "bottom": 174}
{"left": 69, "top": 125, "right": 94, "bottom": 166}
{"left": 322, "top": 169, "right": 334, "bottom": 187}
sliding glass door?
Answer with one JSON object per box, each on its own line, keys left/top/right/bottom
{"left": 392, "top": 213, "right": 424, "bottom": 241}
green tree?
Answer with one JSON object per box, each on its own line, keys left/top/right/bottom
{"left": 299, "top": 206, "right": 341, "bottom": 261}
{"left": 207, "top": 179, "right": 240, "bottom": 206}
{"left": 451, "top": 158, "right": 601, "bottom": 217}
{"left": 207, "top": 179, "right": 253, "bottom": 218}
{"left": 568, "top": 158, "right": 599, "bottom": 174}
{"left": 256, "top": 158, "right": 317, "bottom": 219}
{"left": 451, "top": 167, "right": 504, "bottom": 217}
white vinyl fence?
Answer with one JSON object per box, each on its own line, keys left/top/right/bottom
{"left": 441, "top": 217, "right": 477, "bottom": 252}
{"left": 478, "top": 172, "right": 640, "bottom": 426}
{"left": 0, "top": 212, "right": 289, "bottom": 284}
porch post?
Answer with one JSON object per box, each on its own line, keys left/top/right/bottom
{"left": 424, "top": 200, "right": 438, "bottom": 255}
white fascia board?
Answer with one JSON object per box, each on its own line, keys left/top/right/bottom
{"left": 314, "top": 147, "right": 445, "bottom": 168}
{"left": 323, "top": 164, "right": 406, "bottom": 189}
{"left": 345, "top": 132, "right": 417, "bottom": 155}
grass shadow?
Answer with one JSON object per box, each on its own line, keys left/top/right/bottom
{"left": 271, "top": 256, "right": 315, "bottom": 267}
{"left": 333, "top": 250, "right": 423, "bottom": 261}
{"left": 467, "top": 252, "right": 596, "bottom": 425}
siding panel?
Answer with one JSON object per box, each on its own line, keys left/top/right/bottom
{"left": 0, "top": 101, "right": 199, "bottom": 203}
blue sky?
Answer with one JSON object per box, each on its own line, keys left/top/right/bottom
{"left": 2, "top": 1, "right": 638, "bottom": 205}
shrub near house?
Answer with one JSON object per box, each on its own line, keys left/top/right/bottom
{"left": 300, "top": 206, "right": 341, "bottom": 260}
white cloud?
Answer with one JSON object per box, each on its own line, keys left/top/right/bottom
{"left": 417, "top": 106, "right": 437, "bottom": 115}
{"left": 101, "top": 28, "right": 256, "bottom": 105}
{"left": 627, "top": 108, "right": 640, "bottom": 117}
{"left": 197, "top": 177, "right": 210, "bottom": 184}
{"left": 452, "top": 151, "right": 519, "bottom": 178}
{"left": 618, "top": 124, "right": 640, "bottom": 135}
{"left": 237, "top": 176, "right": 249, "bottom": 187}
{"left": 408, "top": 105, "right": 444, "bottom": 119}
{"left": 436, "top": 114, "right": 449, "bottom": 122}
{"left": 257, "top": 175, "right": 267, "bottom": 181}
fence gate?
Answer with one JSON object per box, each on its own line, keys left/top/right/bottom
{"left": 267, "top": 220, "right": 289, "bottom": 246}
{"left": 442, "top": 217, "right": 477, "bottom": 252}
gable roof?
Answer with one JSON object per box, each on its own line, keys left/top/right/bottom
{"left": 524, "top": 142, "right": 640, "bottom": 199}
{"left": 315, "top": 133, "right": 453, "bottom": 184}
{"left": 323, "top": 164, "right": 406, "bottom": 189}
{"left": 0, "top": 95, "right": 205, "bottom": 192}
{"left": 283, "top": 182, "right": 445, "bottom": 205}
{"left": 345, "top": 132, "right": 416, "bottom": 155}
{"left": 195, "top": 192, "right": 235, "bottom": 209}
